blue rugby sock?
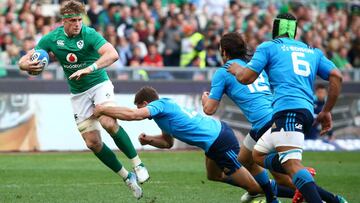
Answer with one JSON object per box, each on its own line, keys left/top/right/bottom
{"left": 275, "top": 183, "right": 295, "bottom": 198}
{"left": 264, "top": 153, "right": 286, "bottom": 174}
{"left": 293, "top": 169, "right": 322, "bottom": 202}
{"left": 269, "top": 179, "right": 295, "bottom": 198}
{"left": 254, "top": 170, "right": 277, "bottom": 202}
{"left": 316, "top": 185, "right": 339, "bottom": 203}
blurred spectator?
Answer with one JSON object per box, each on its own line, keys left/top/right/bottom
{"left": 163, "top": 16, "right": 181, "bottom": 67}
{"left": 128, "top": 45, "right": 143, "bottom": 67}
{"left": 19, "top": 36, "right": 35, "bottom": 57}
{"left": 331, "top": 47, "right": 353, "bottom": 70}
{"left": 128, "top": 45, "right": 148, "bottom": 81}
{"left": 307, "top": 84, "right": 334, "bottom": 140}
{"left": 97, "top": 2, "right": 121, "bottom": 31}
{"left": 6, "top": 44, "right": 19, "bottom": 65}
{"left": 143, "top": 43, "right": 173, "bottom": 80}
{"left": 0, "top": 0, "right": 359, "bottom": 81}
{"left": 142, "top": 43, "right": 163, "bottom": 67}
{"left": 180, "top": 23, "right": 205, "bottom": 68}
{"left": 205, "top": 45, "right": 222, "bottom": 67}
{"left": 201, "top": 0, "right": 229, "bottom": 17}
{"left": 116, "top": 36, "right": 131, "bottom": 67}
{"left": 128, "top": 31, "right": 148, "bottom": 58}
{"left": 348, "top": 37, "right": 360, "bottom": 68}
{"left": 134, "top": 20, "right": 149, "bottom": 42}
{"left": 87, "top": 0, "right": 101, "bottom": 28}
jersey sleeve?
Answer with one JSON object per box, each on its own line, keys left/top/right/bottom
{"left": 209, "top": 68, "right": 226, "bottom": 101}
{"left": 88, "top": 28, "right": 107, "bottom": 51}
{"left": 246, "top": 42, "right": 271, "bottom": 74}
{"left": 316, "top": 49, "right": 336, "bottom": 80}
{"left": 146, "top": 100, "right": 165, "bottom": 118}
{"left": 35, "top": 34, "right": 51, "bottom": 52}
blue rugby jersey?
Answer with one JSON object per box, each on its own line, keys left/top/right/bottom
{"left": 246, "top": 38, "right": 336, "bottom": 114}
{"left": 147, "top": 98, "right": 222, "bottom": 152}
{"left": 209, "top": 59, "right": 273, "bottom": 132}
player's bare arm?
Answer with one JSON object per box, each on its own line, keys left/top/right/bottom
{"left": 138, "top": 132, "right": 174, "bottom": 149}
{"left": 317, "top": 69, "right": 343, "bottom": 135}
{"left": 94, "top": 105, "right": 150, "bottom": 121}
{"left": 69, "top": 42, "right": 119, "bottom": 80}
{"left": 202, "top": 91, "right": 220, "bottom": 115}
{"left": 227, "top": 63, "right": 258, "bottom": 84}
{"left": 18, "top": 50, "right": 43, "bottom": 72}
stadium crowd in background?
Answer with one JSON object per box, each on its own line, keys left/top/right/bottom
{"left": 0, "top": 0, "right": 359, "bottom": 79}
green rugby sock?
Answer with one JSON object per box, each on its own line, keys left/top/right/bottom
{"left": 111, "top": 127, "right": 138, "bottom": 159}
{"left": 94, "top": 143, "right": 122, "bottom": 173}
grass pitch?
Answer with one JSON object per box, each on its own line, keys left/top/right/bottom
{"left": 0, "top": 151, "right": 359, "bottom": 203}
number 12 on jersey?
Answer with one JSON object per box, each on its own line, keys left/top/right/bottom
{"left": 247, "top": 73, "right": 270, "bottom": 93}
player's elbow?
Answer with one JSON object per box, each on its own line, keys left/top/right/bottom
{"left": 237, "top": 74, "right": 257, "bottom": 84}
{"left": 111, "top": 51, "right": 119, "bottom": 62}
{"left": 203, "top": 106, "right": 216, "bottom": 115}
{"left": 330, "top": 69, "right": 343, "bottom": 83}
{"left": 236, "top": 69, "right": 258, "bottom": 84}
{"left": 164, "top": 140, "right": 174, "bottom": 149}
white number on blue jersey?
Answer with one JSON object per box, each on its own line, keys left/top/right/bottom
{"left": 291, "top": 52, "right": 310, "bottom": 77}
{"left": 247, "top": 73, "right": 270, "bottom": 93}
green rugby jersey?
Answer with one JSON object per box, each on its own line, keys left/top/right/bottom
{"left": 36, "top": 26, "right": 109, "bottom": 94}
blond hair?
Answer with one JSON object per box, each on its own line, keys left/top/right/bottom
{"left": 60, "top": 0, "right": 85, "bottom": 16}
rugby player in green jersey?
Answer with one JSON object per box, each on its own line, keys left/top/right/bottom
{"left": 18, "top": 0, "right": 148, "bottom": 199}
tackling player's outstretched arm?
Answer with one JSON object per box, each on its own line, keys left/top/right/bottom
{"left": 94, "top": 105, "right": 150, "bottom": 121}
{"left": 138, "top": 132, "right": 174, "bottom": 149}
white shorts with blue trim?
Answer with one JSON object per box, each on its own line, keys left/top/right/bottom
{"left": 254, "top": 128, "right": 304, "bottom": 153}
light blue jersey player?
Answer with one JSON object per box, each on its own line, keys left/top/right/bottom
{"left": 202, "top": 32, "right": 294, "bottom": 203}
{"left": 228, "top": 13, "right": 346, "bottom": 203}
{"left": 148, "top": 98, "right": 222, "bottom": 152}
{"left": 93, "top": 86, "right": 267, "bottom": 198}
{"left": 208, "top": 59, "right": 272, "bottom": 140}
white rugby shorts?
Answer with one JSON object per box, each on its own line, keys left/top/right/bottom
{"left": 70, "top": 80, "right": 115, "bottom": 123}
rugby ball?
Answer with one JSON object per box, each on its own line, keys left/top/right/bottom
{"left": 28, "top": 49, "right": 49, "bottom": 75}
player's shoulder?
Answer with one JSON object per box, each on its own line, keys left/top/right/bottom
{"left": 41, "top": 26, "right": 63, "bottom": 40}
{"left": 256, "top": 40, "right": 278, "bottom": 50}
{"left": 150, "top": 98, "right": 171, "bottom": 106}
{"left": 296, "top": 40, "right": 325, "bottom": 56}
{"left": 82, "top": 25, "right": 99, "bottom": 35}
{"left": 223, "top": 59, "right": 247, "bottom": 69}
{"left": 312, "top": 47, "right": 325, "bottom": 57}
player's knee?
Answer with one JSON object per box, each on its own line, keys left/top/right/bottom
{"left": 206, "top": 172, "right": 222, "bottom": 182}
{"left": 86, "top": 140, "right": 102, "bottom": 152}
{"left": 238, "top": 154, "right": 253, "bottom": 169}
{"left": 83, "top": 136, "right": 102, "bottom": 152}
{"left": 252, "top": 150, "right": 265, "bottom": 167}
{"left": 99, "top": 116, "right": 118, "bottom": 134}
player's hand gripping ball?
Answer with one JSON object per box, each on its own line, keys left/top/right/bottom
{"left": 28, "top": 49, "right": 49, "bottom": 75}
